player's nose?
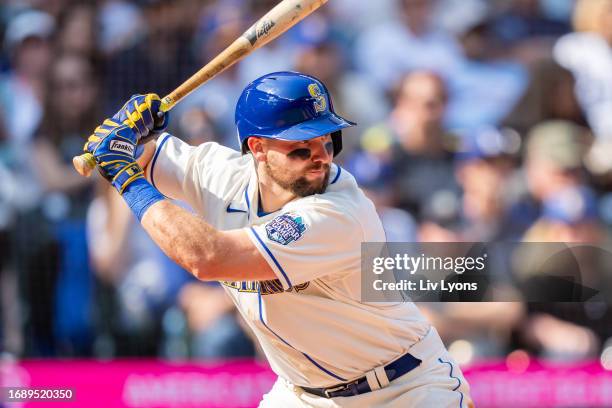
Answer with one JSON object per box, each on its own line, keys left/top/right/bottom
{"left": 309, "top": 136, "right": 333, "bottom": 164}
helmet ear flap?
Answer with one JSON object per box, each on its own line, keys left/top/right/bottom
{"left": 241, "top": 136, "right": 250, "bottom": 154}
{"left": 331, "top": 131, "right": 342, "bottom": 156}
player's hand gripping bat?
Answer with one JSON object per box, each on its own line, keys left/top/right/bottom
{"left": 72, "top": 0, "right": 328, "bottom": 177}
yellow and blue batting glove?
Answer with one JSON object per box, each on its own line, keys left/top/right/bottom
{"left": 85, "top": 119, "right": 164, "bottom": 220}
{"left": 85, "top": 119, "right": 142, "bottom": 193}
{"left": 112, "top": 93, "right": 169, "bottom": 144}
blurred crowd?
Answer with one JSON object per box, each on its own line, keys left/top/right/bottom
{"left": 1, "top": 0, "right": 612, "bottom": 370}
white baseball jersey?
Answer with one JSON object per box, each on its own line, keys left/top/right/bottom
{"left": 145, "top": 134, "right": 431, "bottom": 387}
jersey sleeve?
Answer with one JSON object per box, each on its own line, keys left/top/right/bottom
{"left": 145, "top": 133, "right": 241, "bottom": 212}
{"left": 247, "top": 204, "right": 364, "bottom": 289}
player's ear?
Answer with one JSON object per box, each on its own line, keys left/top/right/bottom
{"left": 248, "top": 137, "right": 267, "bottom": 162}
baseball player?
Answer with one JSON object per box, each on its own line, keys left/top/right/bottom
{"left": 84, "top": 71, "right": 473, "bottom": 407}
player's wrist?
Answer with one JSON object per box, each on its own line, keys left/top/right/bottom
{"left": 135, "top": 141, "right": 157, "bottom": 170}
{"left": 121, "top": 177, "right": 165, "bottom": 221}
{"left": 110, "top": 162, "right": 144, "bottom": 194}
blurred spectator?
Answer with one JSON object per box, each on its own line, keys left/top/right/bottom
{"left": 553, "top": 0, "right": 612, "bottom": 140}
{"left": 524, "top": 120, "right": 592, "bottom": 203}
{"left": 451, "top": 0, "right": 574, "bottom": 38}
{"left": 172, "top": 1, "right": 247, "bottom": 147}
{"left": 55, "top": 3, "right": 98, "bottom": 58}
{"left": 523, "top": 186, "right": 602, "bottom": 242}
{"left": 32, "top": 53, "right": 97, "bottom": 197}
{"left": 0, "top": 9, "right": 56, "bottom": 357}
{"left": 416, "top": 126, "right": 526, "bottom": 362}
{"left": 454, "top": 127, "right": 524, "bottom": 241}
{"left": 175, "top": 108, "right": 223, "bottom": 147}
{"left": 503, "top": 58, "right": 587, "bottom": 135}
{"left": 27, "top": 0, "right": 70, "bottom": 20}
{"left": 361, "top": 71, "right": 461, "bottom": 227}
{"left": 344, "top": 151, "right": 418, "bottom": 242}
{"left": 98, "top": 0, "right": 145, "bottom": 56}
{"left": 294, "top": 41, "right": 344, "bottom": 98}
{"left": 353, "top": 0, "right": 464, "bottom": 92}
{"left": 509, "top": 122, "right": 612, "bottom": 362}
{"left": 327, "top": 0, "right": 398, "bottom": 35}
{"left": 489, "top": 0, "right": 571, "bottom": 63}
{"left": 28, "top": 52, "right": 101, "bottom": 356}
{"left": 434, "top": 0, "right": 490, "bottom": 36}
{"left": 0, "top": 9, "right": 54, "bottom": 145}
{"left": 516, "top": 186, "right": 612, "bottom": 360}
{"left": 444, "top": 18, "right": 529, "bottom": 133}
{"left": 501, "top": 120, "right": 592, "bottom": 240}
{"left": 178, "top": 282, "right": 256, "bottom": 359}
{"left": 418, "top": 298, "right": 525, "bottom": 363}
{"left": 103, "top": 0, "right": 198, "bottom": 114}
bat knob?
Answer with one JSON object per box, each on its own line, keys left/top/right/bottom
{"left": 160, "top": 97, "right": 173, "bottom": 113}
{"left": 72, "top": 152, "right": 96, "bottom": 177}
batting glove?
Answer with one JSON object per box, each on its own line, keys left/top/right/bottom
{"left": 84, "top": 119, "right": 144, "bottom": 194}
{"left": 112, "top": 93, "right": 169, "bottom": 144}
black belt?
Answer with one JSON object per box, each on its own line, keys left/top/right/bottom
{"left": 301, "top": 352, "right": 422, "bottom": 399}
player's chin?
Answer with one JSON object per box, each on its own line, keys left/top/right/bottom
{"left": 293, "top": 170, "right": 330, "bottom": 196}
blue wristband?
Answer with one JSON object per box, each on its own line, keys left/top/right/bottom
{"left": 121, "top": 178, "right": 165, "bottom": 221}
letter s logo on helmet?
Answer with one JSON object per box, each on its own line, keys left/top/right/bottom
{"left": 307, "top": 83, "right": 327, "bottom": 113}
{"left": 235, "top": 71, "right": 356, "bottom": 156}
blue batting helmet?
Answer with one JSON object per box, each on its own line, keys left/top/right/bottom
{"left": 235, "top": 71, "right": 355, "bottom": 156}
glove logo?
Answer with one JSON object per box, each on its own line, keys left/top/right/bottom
{"left": 265, "top": 212, "right": 307, "bottom": 245}
{"left": 110, "top": 140, "right": 135, "bottom": 155}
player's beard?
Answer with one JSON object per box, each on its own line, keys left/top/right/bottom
{"left": 265, "top": 161, "right": 331, "bottom": 197}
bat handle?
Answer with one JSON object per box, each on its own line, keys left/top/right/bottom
{"left": 72, "top": 152, "right": 96, "bottom": 177}
{"left": 159, "top": 96, "right": 173, "bottom": 114}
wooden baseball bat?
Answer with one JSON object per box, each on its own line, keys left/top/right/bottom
{"left": 73, "top": 0, "right": 328, "bottom": 177}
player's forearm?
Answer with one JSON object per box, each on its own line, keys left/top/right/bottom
{"left": 140, "top": 199, "right": 228, "bottom": 280}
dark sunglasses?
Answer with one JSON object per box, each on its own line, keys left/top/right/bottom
{"left": 286, "top": 141, "right": 334, "bottom": 160}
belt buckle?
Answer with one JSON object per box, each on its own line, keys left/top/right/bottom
{"left": 323, "top": 380, "right": 359, "bottom": 398}
{"left": 323, "top": 384, "right": 346, "bottom": 398}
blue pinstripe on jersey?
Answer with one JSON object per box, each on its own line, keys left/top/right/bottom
{"left": 330, "top": 164, "right": 342, "bottom": 184}
{"left": 438, "top": 357, "right": 464, "bottom": 407}
{"left": 257, "top": 288, "right": 347, "bottom": 382}
{"left": 249, "top": 227, "right": 292, "bottom": 289}
{"left": 149, "top": 133, "right": 171, "bottom": 191}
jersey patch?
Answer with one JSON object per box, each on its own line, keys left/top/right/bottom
{"left": 266, "top": 212, "right": 307, "bottom": 245}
